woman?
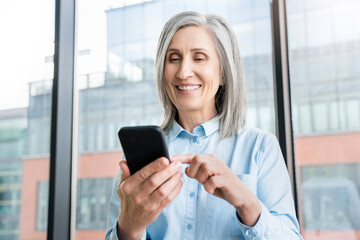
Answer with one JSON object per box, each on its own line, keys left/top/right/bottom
{"left": 106, "top": 11, "right": 303, "bottom": 240}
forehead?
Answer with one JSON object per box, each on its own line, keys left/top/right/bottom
{"left": 168, "top": 26, "right": 217, "bottom": 51}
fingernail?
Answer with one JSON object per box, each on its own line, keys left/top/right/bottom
{"left": 159, "top": 158, "right": 166, "bottom": 167}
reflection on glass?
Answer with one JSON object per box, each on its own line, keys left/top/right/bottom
{"left": 75, "top": 0, "right": 275, "bottom": 238}
{"left": 0, "top": 0, "right": 54, "bottom": 239}
{"left": 287, "top": 0, "right": 360, "bottom": 239}
{"left": 76, "top": 178, "right": 114, "bottom": 230}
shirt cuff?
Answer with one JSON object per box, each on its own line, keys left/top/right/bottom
{"left": 114, "top": 221, "right": 147, "bottom": 240}
{"left": 235, "top": 202, "right": 272, "bottom": 240}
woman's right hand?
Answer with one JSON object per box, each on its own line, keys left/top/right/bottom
{"left": 116, "top": 157, "right": 183, "bottom": 240}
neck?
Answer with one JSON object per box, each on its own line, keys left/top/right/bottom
{"left": 177, "top": 108, "right": 217, "bottom": 133}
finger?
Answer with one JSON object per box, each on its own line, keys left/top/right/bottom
{"left": 149, "top": 170, "right": 182, "bottom": 202}
{"left": 186, "top": 155, "right": 203, "bottom": 178}
{"left": 170, "top": 153, "right": 195, "bottom": 164}
{"left": 119, "top": 160, "right": 131, "bottom": 183}
{"left": 195, "top": 163, "right": 215, "bottom": 184}
{"left": 203, "top": 175, "right": 224, "bottom": 195}
{"left": 158, "top": 178, "right": 183, "bottom": 210}
{"left": 142, "top": 161, "right": 182, "bottom": 196}
{"left": 133, "top": 157, "right": 170, "bottom": 184}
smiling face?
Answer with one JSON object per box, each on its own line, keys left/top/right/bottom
{"left": 164, "top": 26, "right": 222, "bottom": 120}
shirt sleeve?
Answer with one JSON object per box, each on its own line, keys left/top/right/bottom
{"left": 235, "top": 133, "right": 303, "bottom": 240}
{"left": 104, "top": 169, "right": 147, "bottom": 240}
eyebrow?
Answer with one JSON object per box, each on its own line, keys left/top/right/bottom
{"left": 167, "top": 48, "right": 211, "bottom": 54}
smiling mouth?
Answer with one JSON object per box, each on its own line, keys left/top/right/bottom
{"left": 176, "top": 85, "right": 201, "bottom": 91}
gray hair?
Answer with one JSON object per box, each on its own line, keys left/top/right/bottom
{"left": 155, "top": 11, "right": 246, "bottom": 139}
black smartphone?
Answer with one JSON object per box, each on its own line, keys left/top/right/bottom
{"left": 118, "top": 125, "right": 170, "bottom": 175}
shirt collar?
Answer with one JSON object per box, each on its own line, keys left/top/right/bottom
{"left": 168, "top": 115, "right": 220, "bottom": 142}
{"left": 202, "top": 115, "right": 220, "bottom": 136}
{"left": 169, "top": 120, "right": 184, "bottom": 142}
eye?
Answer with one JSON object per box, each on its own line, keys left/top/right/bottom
{"left": 168, "top": 53, "right": 181, "bottom": 62}
{"left": 194, "top": 53, "right": 206, "bottom": 62}
{"left": 194, "top": 58, "right": 205, "bottom": 62}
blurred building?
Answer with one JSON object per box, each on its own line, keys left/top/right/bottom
{"left": 0, "top": 0, "right": 359, "bottom": 239}
{"left": 0, "top": 108, "right": 27, "bottom": 239}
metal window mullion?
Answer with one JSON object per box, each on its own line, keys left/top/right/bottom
{"left": 270, "top": 0, "right": 298, "bottom": 214}
{"left": 47, "top": 0, "right": 75, "bottom": 239}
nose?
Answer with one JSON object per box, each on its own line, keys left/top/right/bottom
{"left": 176, "top": 58, "right": 194, "bottom": 79}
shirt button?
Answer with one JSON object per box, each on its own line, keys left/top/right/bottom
{"left": 189, "top": 192, "right": 195, "bottom": 198}
{"left": 245, "top": 229, "right": 257, "bottom": 238}
{"left": 192, "top": 137, "right": 199, "bottom": 143}
{"left": 187, "top": 224, "right": 193, "bottom": 230}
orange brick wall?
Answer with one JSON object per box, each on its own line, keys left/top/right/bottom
{"left": 295, "top": 132, "right": 360, "bottom": 166}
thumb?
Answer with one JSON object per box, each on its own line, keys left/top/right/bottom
{"left": 119, "top": 160, "right": 131, "bottom": 182}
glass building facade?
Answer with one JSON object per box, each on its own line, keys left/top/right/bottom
{"left": 0, "top": 0, "right": 359, "bottom": 239}
{"left": 0, "top": 108, "right": 27, "bottom": 239}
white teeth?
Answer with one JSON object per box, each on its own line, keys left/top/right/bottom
{"left": 177, "top": 85, "right": 200, "bottom": 91}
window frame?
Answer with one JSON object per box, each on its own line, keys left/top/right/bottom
{"left": 46, "top": 0, "right": 299, "bottom": 239}
{"left": 270, "top": 0, "right": 298, "bottom": 215}
{"left": 47, "top": 0, "right": 75, "bottom": 239}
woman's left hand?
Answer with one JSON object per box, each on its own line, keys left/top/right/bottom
{"left": 172, "top": 154, "right": 261, "bottom": 226}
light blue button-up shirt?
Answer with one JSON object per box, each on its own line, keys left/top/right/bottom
{"left": 105, "top": 118, "right": 303, "bottom": 240}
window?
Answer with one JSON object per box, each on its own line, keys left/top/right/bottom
{"left": 36, "top": 181, "right": 49, "bottom": 231}
{"left": 287, "top": 0, "right": 360, "bottom": 238}
{"left": 75, "top": 0, "right": 276, "bottom": 238}
{"left": 76, "top": 178, "right": 114, "bottom": 230}
{"left": 34, "top": 178, "right": 114, "bottom": 234}
{"left": 0, "top": 0, "right": 54, "bottom": 239}
{"left": 0, "top": 162, "right": 22, "bottom": 240}
{"left": 4, "top": 0, "right": 358, "bottom": 238}
{"left": 300, "top": 164, "right": 360, "bottom": 230}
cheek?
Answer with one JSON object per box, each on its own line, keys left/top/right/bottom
{"left": 164, "top": 79, "right": 175, "bottom": 103}
{"left": 164, "top": 80, "right": 172, "bottom": 97}
{"left": 203, "top": 63, "right": 221, "bottom": 84}
{"left": 164, "top": 63, "right": 176, "bottom": 79}
{"left": 205, "top": 70, "right": 222, "bottom": 91}
{"left": 163, "top": 68, "right": 172, "bottom": 90}
{"left": 206, "top": 77, "right": 222, "bottom": 98}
